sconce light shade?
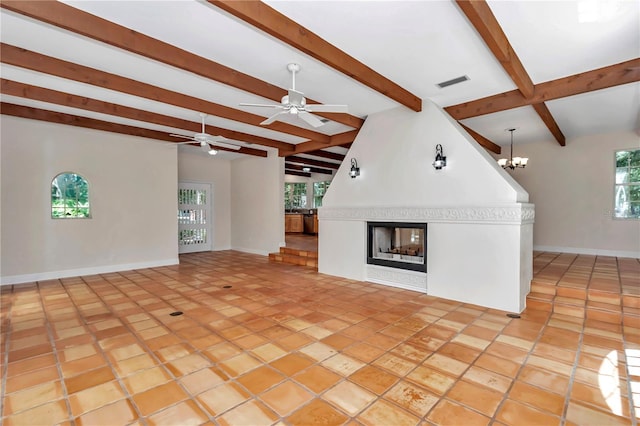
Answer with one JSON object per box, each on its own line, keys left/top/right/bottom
{"left": 349, "top": 158, "right": 360, "bottom": 178}
{"left": 432, "top": 144, "right": 447, "bottom": 170}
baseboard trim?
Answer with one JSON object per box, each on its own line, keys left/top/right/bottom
{"left": 0, "top": 258, "right": 180, "bottom": 286}
{"left": 534, "top": 245, "right": 640, "bottom": 259}
{"left": 231, "top": 246, "right": 270, "bottom": 256}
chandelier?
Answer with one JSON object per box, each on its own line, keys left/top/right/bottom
{"left": 498, "top": 128, "right": 528, "bottom": 169}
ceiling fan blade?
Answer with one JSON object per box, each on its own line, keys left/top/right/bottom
{"left": 170, "top": 133, "right": 192, "bottom": 138}
{"left": 211, "top": 141, "right": 241, "bottom": 151}
{"left": 287, "top": 89, "right": 305, "bottom": 107}
{"left": 240, "top": 102, "right": 282, "bottom": 109}
{"left": 261, "top": 111, "right": 287, "bottom": 126}
{"left": 298, "top": 111, "right": 325, "bottom": 128}
{"left": 170, "top": 136, "right": 199, "bottom": 145}
{"left": 198, "top": 134, "right": 226, "bottom": 142}
{"left": 305, "top": 104, "right": 349, "bottom": 113}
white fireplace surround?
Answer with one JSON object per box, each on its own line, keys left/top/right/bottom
{"left": 318, "top": 103, "right": 533, "bottom": 313}
{"left": 321, "top": 204, "right": 535, "bottom": 224}
{"left": 320, "top": 204, "right": 534, "bottom": 312}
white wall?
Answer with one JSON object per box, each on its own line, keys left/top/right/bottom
{"left": 230, "top": 151, "right": 284, "bottom": 255}
{"left": 323, "top": 107, "right": 528, "bottom": 207}
{"left": 320, "top": 102, "right": 533, "bottom": 313}
{"left": 1, "top": 116, "right": 178, "bottom": 284}
{"left": 496, "top": 131, "right": 640, "bottom": 258}
{"left": 178, "top": 148, "right": 231, "bottom": 250}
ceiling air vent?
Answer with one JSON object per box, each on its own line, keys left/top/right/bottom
{"left": 436, "top": 75, "right": 470, "bottom": 89}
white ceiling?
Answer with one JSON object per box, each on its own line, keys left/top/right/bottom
{"left": 1, "top": 0, "right": 638, "bottom": 161}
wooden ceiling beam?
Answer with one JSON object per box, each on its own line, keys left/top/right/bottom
{"left": 456, "top": 0, "right": 534, "bottom": 98}
{"left": 305, "top": 150, "right": 346, "bottom": 161}
{"left": 289, "top": 130, "right": 360, "bottom": 155}
{"left": 0, "top": 43, "right": 330, "bottom": 144}
{"left": 531, "top": 103, "right": 566, "bottom": 146}
{"left": 285, "top": 163, "right": 333, "bottom": 175}
{"left": 285, "top": 170, "right": 311, "bottom": 177}
{"left": 209, "top": 0, "right": 422, "bottom": 112}
{"left": 458, "top": 123, "right": 501, "bottom": 155}
{"left": 1, "top": 103, "right": 269, "bottom": 157}
{"left": 0, "top": 78, "right": 296, "bottom": 153}
{"left": 285, "top": 156, "right": 340, "bottom": 170}
{"left": 456, "top": 0, "right": 565, "bottom": 146}
{"left": 446, "top": 58, "right": 640, "bottom": 119}
{"left": 0, "top": 0, "right": 363, "bottom": 130}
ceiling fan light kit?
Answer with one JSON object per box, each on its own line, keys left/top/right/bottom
{"left": 170, "top": 113, "right": 241, "bottom": 155}
{"left": 498, "top": 128, "right": 528, "bottom": 170}
{"left": 240, "top": 63, "right": 348, "bottom": 128}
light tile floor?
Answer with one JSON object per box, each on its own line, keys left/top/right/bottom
{"left": 1, "top": 251, "right": 638, "bottom": 425}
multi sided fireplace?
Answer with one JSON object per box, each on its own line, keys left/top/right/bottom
{"left": 367, "top": 222, "right": 427, "bottom": 272}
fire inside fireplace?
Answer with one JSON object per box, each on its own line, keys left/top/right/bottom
{"left": 367, "top": 222, "right": 427, "bottom": 272}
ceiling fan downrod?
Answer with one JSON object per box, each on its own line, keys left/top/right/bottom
{"left": 287, "top": 63, "right": 300, "bottom": 91}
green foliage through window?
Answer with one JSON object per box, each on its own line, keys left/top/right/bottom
{"left": 284, "top": 182, "right": 307, "bottom": 210}
{"left": 614, "top": 149, "right": 640, "bottom": 219}
{"left": 51, "top": 173, "right": 90, "bottom": 218}
{"left": 313, "top": 181, "right": 330, "bottom": 208}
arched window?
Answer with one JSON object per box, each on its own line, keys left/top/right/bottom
{"left": 51, "top": 172, "right": 91, "bottom": 218}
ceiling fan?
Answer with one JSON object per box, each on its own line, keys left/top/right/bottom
{"left": 170, "top": 113, "right": 241, "bottom": 155}
{"left": 240, "top": 63, "right": 348, "bottom": 128}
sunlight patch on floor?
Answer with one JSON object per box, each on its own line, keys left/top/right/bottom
{"left": 599, "top": 349, "right": 639, "bottom": 416}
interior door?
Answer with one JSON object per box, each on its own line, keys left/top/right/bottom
{"left": 178, "top": 182, "right": 212, "bottom": 254}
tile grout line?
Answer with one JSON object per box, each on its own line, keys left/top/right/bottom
{"left": 63, "top": 274, "right": 151, "bottom": 424}
{"left": 97, "top": 271, "right": 218, "bottom": 425}
{"left": 557, "top": 251, "right": 591, "bottom": 425}
{"left": 0, "top": 286, "right": 16, "bottom": 421}
{"left": 2, "top": 251, "right": 636, "bottom": 425}
{"left": 558, "top": 253, "right": 602, "bottom": 425}
{"left": 39, "top": 279, "right": 76, "bottom": 425}
{"left": 117, "top": 266, "right": 305, "bottom": 425}
{"left": 616, "top": 255, "right": 638, "bottom": 426}
{"left": 450, "top": 309, "right": 552, "bottom": 424}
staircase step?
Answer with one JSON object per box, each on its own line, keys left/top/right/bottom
{"left": 622, "top": 292, "right": 640, "bottom": 309}
{"left": 279, "top": 247, "right": 318, "bottom": 259}
{"left": 555, "top": 286, "right": 587, "bottom": 300}
{"left": 530, "top": 280, "right": 556, "bottom": 296}
{"left": 526, "top": 290, "right": 628, "bottom": 323}
{"left": 268, "top": 248, "right": 318, "bottom": 270}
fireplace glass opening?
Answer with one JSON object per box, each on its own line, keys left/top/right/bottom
{"left": 367, "top": 222, "right": 427, "bottom": 272}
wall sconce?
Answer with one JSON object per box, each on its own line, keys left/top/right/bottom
{"left": 349, "top": 158, "right": 360, "bottom": 178}
{"left": 432, "top": 144, "right": 446, "bottom": 170}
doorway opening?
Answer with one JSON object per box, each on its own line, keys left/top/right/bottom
{"left": 178, "top": 182, "right": 212, "bottom": 253}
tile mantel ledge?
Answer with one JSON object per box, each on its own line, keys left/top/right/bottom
{"left": 318, "top": 204, "right": 535, "bottom": 225}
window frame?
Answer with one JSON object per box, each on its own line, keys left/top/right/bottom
{"left": 613, "top": 148, "right": 640, "bottom": 220}
{"left": 313, "top": 180, "right": 331, "bottom": 208}
{"left": 284, "top": 182, "right": 308, "bottom": 210}
{"left": 51, "top": 172, "right": 92, "bottom": 219}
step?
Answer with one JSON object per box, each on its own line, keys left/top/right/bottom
{"left": 530, "top": 279, "right": 557, "bottom": 296}
{"left": 525, "top": 290, "right": 629, "bottom": 324}
{"left": 268, "top": 247, "right": 318, "bottom": 269}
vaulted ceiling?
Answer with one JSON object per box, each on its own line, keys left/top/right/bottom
{"left": 1, "top": 0, "right": 638, "bottom": 177}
